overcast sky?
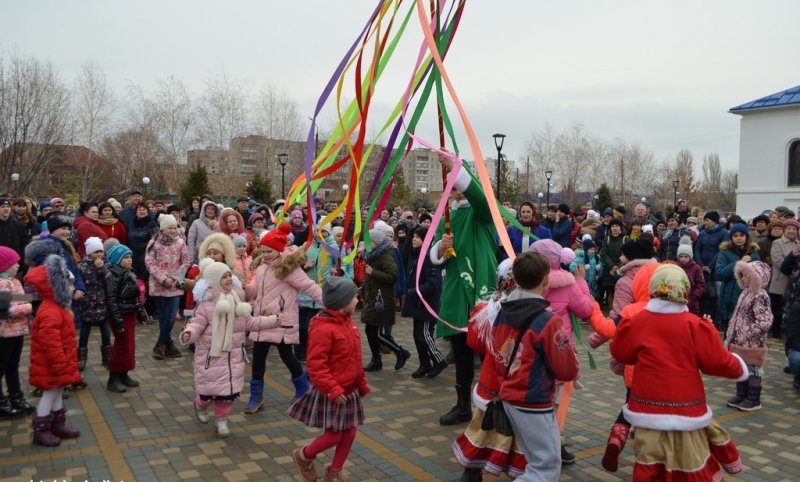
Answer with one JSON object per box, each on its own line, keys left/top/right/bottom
{"left": 2, "top": 0, "right": 798, "bottom": 173}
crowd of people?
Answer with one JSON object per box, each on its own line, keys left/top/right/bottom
{"left": 1, "top": 173, "right": 799, "bottom": 481}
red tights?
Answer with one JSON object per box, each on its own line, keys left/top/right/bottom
{"left": 303, "top": 428, "right": 357, "bottom": 471}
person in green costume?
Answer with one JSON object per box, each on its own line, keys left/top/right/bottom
{"left": 430, "top": 155, "right": 498, "bottom": 426}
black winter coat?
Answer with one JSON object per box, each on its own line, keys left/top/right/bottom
{"left": 361, "top": 239, "right": 397, "bottom": 327}
{"left": 105, "top": 265, "right": 141, "bottom": 330}
{"left": 77, "top": 258, "right": 109, "bottom": 325}
{"left": 127, "top": 215, "right": 157, "bottom": 280}
{"left": 401, "top": 247, "right": 442, "bottom": 322}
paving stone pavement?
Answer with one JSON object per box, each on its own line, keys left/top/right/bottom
{"left": 1, "top": 315, "right": 799, "bottom": 481}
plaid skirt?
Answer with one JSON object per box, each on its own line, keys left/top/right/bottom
{"left": 633, "top": 418, "right": 742, "bottom": 481}
{"left": 287, "top": 385, "right": 364, "bottom": 432}
{"left": 451, "top": 407, "right": 526, "bottom": 478}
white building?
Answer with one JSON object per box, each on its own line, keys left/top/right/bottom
{"left": 730, "top": 85, "right": 800, "bottom": 218}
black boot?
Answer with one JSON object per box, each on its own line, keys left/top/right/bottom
{"left": 9, "top": 392, "right": 35, "bottom": 415}
{"left": 364, "top": 357, "right": 383, "bottom": 372}
{"left": 121, "top": 372, "right": 140, "bottom": 388}
{"left": 106, "top": 372, "right": 127, "bottom": 393}
{"left": 0, "top": 396, "right": 24, "bottom": 420}
{"left": 439, "top": 384, "right": 472, "bottom": 426}
{"left": 726, "top": 381, "right": 748, "bottom": 408}
{"left": 101, "top": 345, "right": 112, "bottom": 367}
{"left": 561, "top": 444, "right": 576, "bottom": 464}
{"left": 737, "top": 376, "right": 762, "bottom": 411}
{"left": 77, "top": 347, "right": 88, "bottom": 371}
{"left": 394, "top": 349, "right": 411, "bottom": 370}
{"left": 459, "top": 467, "right": 483, "bottom": 482}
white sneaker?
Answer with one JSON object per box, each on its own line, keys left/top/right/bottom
{"left": 216, "top": 418, "right": 230, "bottom": 438}
{"left": 195, "top": 403, "right": 209, "bottom": 424}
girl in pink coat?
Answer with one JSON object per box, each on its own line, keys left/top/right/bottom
{"left": 530, "top": 239, "right": 593, "bottom": 464}
{"left": 180, "top": 261, "right": 280, "bottom": 438}
{"left": 145, "top": 215, "right": 191, "bottom": 360}
{"left": 243, "top": 224, "right": 323, "bottom": 414}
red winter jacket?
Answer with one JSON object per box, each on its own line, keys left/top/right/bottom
{"left": 307, "top": 309, "right": 371, "bottom": 402}
{"left": 73, "top": 216, "right": 108, "bottom": 258}
{"left": 492, "top": 294, "right": 578, "bottom": 410}
{"left": 24, "top": 264, "right": 81, "bottom": 390}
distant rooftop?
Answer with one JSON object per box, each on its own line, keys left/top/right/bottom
{"left": 730, "top": 85, "right": 800, "bottom": 113}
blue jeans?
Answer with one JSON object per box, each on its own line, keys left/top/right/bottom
{"left": 153, "top": 296, "right": 181, "bottom": 344}
{"left": 789, "top": 349, "right": 800, "bottom": 385}
{"left": 78, "top": 320, "right": 111, "bottom": 349}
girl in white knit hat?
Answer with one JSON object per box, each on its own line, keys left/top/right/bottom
{"left": 180, "top": 261, "right": 283, "bottom": 437}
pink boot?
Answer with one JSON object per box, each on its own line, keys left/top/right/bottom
{"left": 602, "top": 422, "right": 630, "bottom": 472}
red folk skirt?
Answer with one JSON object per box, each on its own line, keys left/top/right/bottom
{"left": 108, "top": 312, "right": 136, "bottom": 372}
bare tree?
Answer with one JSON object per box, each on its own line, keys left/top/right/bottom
{"left": 253, "top": 84, "right": 302, "bottom": 141}
{"left": 0, "top": 51, "right": 70, "bottom": 195}
{"left": 153, "top": 76, "right": 193, "bottom": 194}
{"left": 195, "top": 72, "right": 248, "bottom": 149}
{"left": 70, "top": 61, "right": 114, "bottom": 198}
{"left": 701, "top": 152, "right": 722, "bottom": 192}
{"left": 720, "top": 170, "right": 738, "bottom": 213}
{"left": 524, "top": 123, "right": 559, "bottom": 198}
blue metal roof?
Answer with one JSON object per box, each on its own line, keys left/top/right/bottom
{"left": 730, "top": 85, "right": 800, "bottom": 113}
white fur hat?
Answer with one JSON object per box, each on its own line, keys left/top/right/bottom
{"left": 84, "top": 236, "right": 104, "bottom": 254}
{"left": 204, "top": 261, "right": 231, "bottom": 290}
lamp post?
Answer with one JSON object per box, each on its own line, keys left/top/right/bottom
{"left": 593, "top": 194, "right": 599, "bottom": 210}
{"left": 672, "top": 179, "right": 680, "bottom": 209}
{"left": 545, "top": 170, "right": 553, "bottom": 208}
{"left": 537, "top": 192, "right": 543, "bottom": 212}
{"left": 10, "top": 173, "right": 19, "bottom": 195}
{"left": 142, "top": 176, "right": 151, "bottom": 199}
{"left": 278, "top": 153, "right": 289, "bottom": 198}
{"left": 493, "top": 133, "right": 506, "bottom": 201}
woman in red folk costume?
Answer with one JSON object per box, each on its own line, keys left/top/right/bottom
{"left": 610, "top": 264, "right": 747, "bottom": 481}
{"left": 452, "top": 258, "right": 526, "bottom": 480}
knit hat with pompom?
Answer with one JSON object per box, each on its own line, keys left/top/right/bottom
{"left": 260, "top": 223, "right": 291, "bottom": 252}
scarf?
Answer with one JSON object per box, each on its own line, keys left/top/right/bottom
{"left": 159, "top": 232, "right": 177, "bottom": 247}
{"left": 98, "top": 216, "right": 119, "bottom": 226}
{"left": 210, "top": 290, "right": 238, "bottom": 357}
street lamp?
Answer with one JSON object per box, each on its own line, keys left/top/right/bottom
{"left": 493, "top": 133, "right": 506, "bottom": 201}
{"left": 142, "top": 176, "right": 151, "bottom": 199}
{"left": 537, "top": 192, "right": 544, "bottom": 211}
{"left": 10, "top": 173, "right": 19, "bottom": 195}
{"left": 672, "top": 179, "right": 680, "bottom": 209}
{"left": 278, "top": 153, "right": 289, "bottom": 198}
{"left": 593, "top": 194, "right": 599, "bottom": 210}
{"left": 545, "top": 170, "right": 553, "bottom": 208}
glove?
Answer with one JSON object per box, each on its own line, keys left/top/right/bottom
{"left": 114, "top": 320, "right": 124, "bottom": 333}
{"left": 587, "top": 332, "right": 607, "bottom": 349}
{"left": 609, "top": 357, "right": 625, "bottom": 376}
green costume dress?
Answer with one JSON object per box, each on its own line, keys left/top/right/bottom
{"left": 432, "top": 165, "right": 498, "bottom": 338}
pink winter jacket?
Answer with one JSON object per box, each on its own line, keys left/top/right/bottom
{"left": 245, "top": 249, "right": 323, "bottom": 345}
{"left": 610, "top": 259, "right": 658, "bottom": 319}
{"left": 145, "top": 236, "right": 191, "bottom": 297}
{"left": 182, "top": 297, "right": 277, "bottom": 398}
{"left": 544, "top": 269, "right": 594, "bottom": 343}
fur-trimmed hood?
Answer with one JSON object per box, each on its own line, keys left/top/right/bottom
{"left": 199, "top": 200, "right": 220, "bottom": 221}
{"left": 198, "top": 232, "right": 237, "bottom": 269}
{"left": 547, "top": 268, "right": 576, "bottom": 290}
{"left": 23, "top": 254, "right": 73, "bottom": 308}
{"left": 719, "top": 241, "right": 760, "bottom": 253}
{"left": 25, "top": 238, "right": 63, "bottom": 267}
{"left": 618, "top": 257, "right": 657, "bottom": 275}
{"left": 271, "top": 246, "right": 308, "bottom": 280}
{"left": 216, "top": 208, "right": 245, "bottom": 236}
{"left": 366, "top": 237, "right": 393, "bottom": 263}
{"left": 736, "top": 260, "right": 771, "bottom": 294}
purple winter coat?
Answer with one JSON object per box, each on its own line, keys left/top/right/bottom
{"left": 679, "top": 258, "right": 706, "bottom": 316}
{"left": 182, "top": 297, "right": 277, "bottom": 398}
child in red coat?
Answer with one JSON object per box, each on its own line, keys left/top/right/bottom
{"left": 289, "top": 277, "right": 370, "bottom": 482}
{"left": 24, "top": 255, "right": 82, "bottom": 447}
